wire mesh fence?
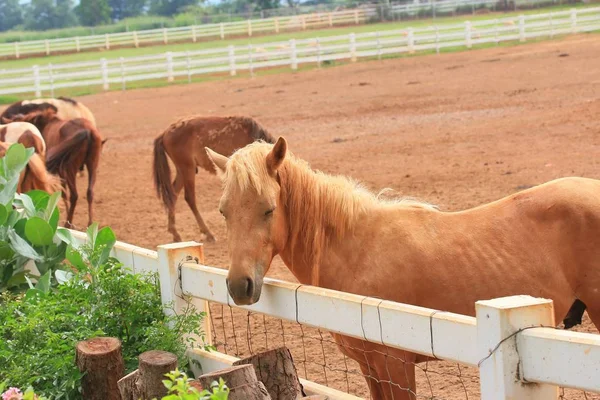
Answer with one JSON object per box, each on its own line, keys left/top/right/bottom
{"left": 205, "top": 301, "right": 600, "bottom": 399}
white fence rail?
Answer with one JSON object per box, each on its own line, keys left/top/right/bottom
{"left": 68, "top": 230, "right": 600, "bottom": 399}
{"left": 1, "top": 7, "right": 598, "bottom": 98}
{"left": 0, "top": 0, "right": 562, "bottom": 60}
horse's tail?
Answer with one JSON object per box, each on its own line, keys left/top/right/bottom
{"left": 23, "top": 152, "right": 64, "bottom": 194}
{"left": 247, "top": 117, "right": 275, "bottom": 144}
{"left": 152, "top": 132, "right": 175, "bottom": 211}
{"left": 46, "top": 129, "right": 91, "bottom": 177}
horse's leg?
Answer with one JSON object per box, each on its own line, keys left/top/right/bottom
{"left": 64, "top": 172, "right": 78, "bottom": 229}
{"left": 358, "top": 362, "right": 385, "bottom": 400}
{"left": 181, "top": 165, "right": 216, "bottom": 243}
{"left": 167, "top": 172, "right": 184, "bottom": 242}
{"left": 85, "top": 162, "right": 98, "bottom": 227}
{"left": 369, "top": 347, "right": 416, "bottom": 400}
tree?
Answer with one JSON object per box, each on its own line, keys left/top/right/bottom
{"left": 0, "top": 0, "right": 23, "bottom": 32}
{"left": 149, "top": 0, "right": 200, "bottom": 16}
{"left": 108, "top": 0, "right": 148, "bottom": 21}
{"left": 76, "top": 0, "right": 112, "bottom": 26}
{"left": 24, "top": 0, "right": 78, "bottom": 30}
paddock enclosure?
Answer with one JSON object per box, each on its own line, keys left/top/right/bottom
{"left": 4, "top": 32, "right": 600, "bottom": 398}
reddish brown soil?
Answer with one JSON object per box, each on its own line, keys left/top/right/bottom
{"left": 4, "top": 33, "right": 600, "bottom": 399}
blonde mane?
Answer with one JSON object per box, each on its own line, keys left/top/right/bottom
{"left": 223, "top": 141, "right": 437, "bottom": 281}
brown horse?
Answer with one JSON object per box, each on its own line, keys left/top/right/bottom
{"left": 152, "top": 115, "right": 275, "bottom": 243}
{"left": 1, "top": 97, "right": 97, "bottom": 128}
{"left": 6, "top": 108, "right": 106, "bottom": 229}
{"left": 206, "top": 137, "right": 600, "bottom": 400}
{"left": 0, "top": 141, "right": 62, "bottom": 195}
{"left": 0, "top": 121, "right": 46, "bottom": 159}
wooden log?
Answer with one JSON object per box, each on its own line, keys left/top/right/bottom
{"left": 117, "top": 370, "right": 141, "bottom": 400}
{"left": 138, "top": 350, "right": 178, "bottom": 400}
{"left": 197, "top": 364, "right": 258, "bottom": 390}
{"left": 233, "top": 347, "right": 303, "bottom": 400}
{"left": 228, "top": 381, "right": 271, "bottom": 399}
{"left": 75, "top": 337, "right": 125, "bottom": 400}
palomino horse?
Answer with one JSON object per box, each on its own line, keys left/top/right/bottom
{"left": 0, "top": 121, "right": 46, "bottom": 159}
{"left": 0, "top": 141, "right": 62, "bottom": 195}
{"left": 206, "top": 137, "right": 600, "bottom": 400}
{"left": 6, "top": 108, "right": 106, "bottom": 229}
{"left": 1, "top": 97, "right": 97, "bottom": 128}
{"left": 152, "top": 115, "right": 275, "bottom": 243}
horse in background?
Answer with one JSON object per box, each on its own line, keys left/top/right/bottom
{"left": 206, "top": 137, "right": 600, "bottom": 400}
{"left": 0, "top": 121, "right": 46, "bottom": 159}
{"left": 1, "top": 97, "right": 97, "bottom": 128}
{"left": 6, "top": 107, "right": 106, "bottom": 229}
{"left": 152, "top": 115, "right": 275, "bottom": 243}
{"left": 0, "top": 141, "right": 62, "bottom": 195}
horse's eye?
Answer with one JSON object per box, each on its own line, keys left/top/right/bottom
{"left": 265, "top": 208, "right": 275, "bottom": 216}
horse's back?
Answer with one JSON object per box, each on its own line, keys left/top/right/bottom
{"left": 1, "top": 122, "right": 46, "bottom": 154}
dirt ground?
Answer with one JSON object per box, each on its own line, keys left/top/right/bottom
{"left": 5, "top": 33, "right": 600, "bottom": 399}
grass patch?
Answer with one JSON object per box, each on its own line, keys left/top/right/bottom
{"left": 0, "top": 2, "right": 597, "bottom": 70}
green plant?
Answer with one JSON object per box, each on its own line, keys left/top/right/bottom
{"left": 0, "top": 382, "right": 48, "bottom": 400}
{"left": 158, "top": 369, "right": 229, "bottom": 400}
{"left": 0, "top": 143, "right": 68, "bottom": 294}
{"left": 0, "top": 225, "right": 212, "bottom": 399}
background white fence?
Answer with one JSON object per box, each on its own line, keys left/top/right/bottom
{"left": 1, "top": 7, "right": 598, "bottom": 98}
{"left": 69, "top": 230, "right": 600, "bottom": 399}
{"left": 0, "top": 0, "right": 578, "bottom": 59}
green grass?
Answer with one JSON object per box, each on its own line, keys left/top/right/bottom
{"left": 0, "top": 2, "right": 597, "bottom": 70}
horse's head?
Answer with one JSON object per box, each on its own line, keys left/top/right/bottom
{"left": 206, "top": 137, "right": 289, "bottom": 305}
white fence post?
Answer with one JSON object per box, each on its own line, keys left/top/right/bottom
{"left": 248, "top": 19, "right": 253, "bottom": 36}
{"left": 476, "top": 295, "right": 559, "bottom": 399}
{"left": 354, "top": 9, "right": 360, "bottom": 24}
{"left": 407, "top": 28, "right": 415, "bottom": 53}
{"left": 166, "top": 52, "right": 174, "bottom": 82}
{"left": 156, "top": 242, "right": 212, "bottom": 344}
{"left": 163, "top": 28, "right": 168, "bottom": 44}
{"left": 248, "top": 44, "right": 254, "bottom": 77}
{"left": 14, "top": 42, "right": 19, "bottom": 59}
{"left": 119, "top": 57, "right": 125, "bottom": 90}
{"left": 376, "top": 31, "right": 382, "bottom": 60}
{"left": 186, "top": 51, "right": 192, "bottom": 83}
{"left": 349, "top": 33, "right": 357, "bottom": 62}
{"left": 32, "top": 65, "right": 41, "bottom": 97}
{"left": 570, "top": 8, "right": 577, "bottom": 33}
{"left": 290, "top": 39, "right": 297, "bottom": 70}
{"left": 75, "top": 36, "right": 81, "bottom": 52}
{"left": 519, "top": 15, "right": 526, "bottom": 42}
{"left": 275, "top": 17, "right": 280, "bottom": 33}
{"left": 328, "top": 13, "right": 333, "bottom": 27}
{"left": 549, "top": 13, "right": 554, "bottom": 38}
{"left": 192, "top": 26, "right": 197, "bottom": 42}
{"left": 100, "top": 58, "right": 109, "bottom": 90}
{"left": 435, "top": 27, "right": 440, "bottom": 54}
{"left": 220, "top": 23, "right": 225, "bottom": 39}
{"left": 301, "top": 16, "right": 307, "bottom": 30}
{"left": 228, "top": 45, "right": 236, "bottom": 76}
{"left": 316, "top": 37, "right": 322, "bottom": 67}
{"left": 44, "top": 40, "right": 50, "bottom": 55}
{"left": 48, "top": 63, "right": 54, "bottom": 97}
{"left": 465, "top": 21, "right": 472, "bottom": 49}
{"left": 105, "top": 33, "right": 110, "bottom": 50}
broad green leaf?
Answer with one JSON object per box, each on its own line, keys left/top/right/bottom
{"left": 13, "top": 217, "right": 26, "bottom": 237}
{"left": 15, "top": 193, "right": 36, "bottom": 217}
{"left": 27, "top": 190, "right": 50, "bottom": 211}
{"left": 96, "top": 226, "right": 116, "bottom": 264}
{"left": 87, "top": 222, "right": 99, "bottom": 247}
{"left": 5, "top": 143, "right": 28, "bottom": 173}
{"left": 0, "top": 175, "right": 19, "bottom": 205}
{"left": 25, "top": 217, "right": 54, "bottom": 246}
{"left": 49, "top": 207, "right": 60, "bottom": 233}
{"left": 0, "top": 206, "right": 7, "bottom": 226}
{"left": 36, "top": 270, "right": 51, "bottom": 294}
{"left": 25, "top": 275, "right": 35, "bottom": 289}
{"left": 6, "top": 271, "right": 27, "bottom": 288}
{"left": 66, "top": 244, "right": 86, "bottom": 270}
{"left": 56, "top": 228, "right": 77, "bottom": 246}
{"left": 25, "top": 287, "right": 41, "bottom": 300}
{"left": 0, "top": 241, "right": 14, "bottom": 260}
{"left": 55, "top": 269, "right": 74, "bottom": 285}
{"left": 8, "top": 229, "right": 42, "bottom": 261}
{"left": 45, "top": 191, "right": 61, "bottom": 221}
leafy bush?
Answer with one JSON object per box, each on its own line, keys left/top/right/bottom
{"left": 158, "top": 370, "right": 229, "bottom": 400}
{"left": 0, "top": 143, "right": 67, "bottom": 294}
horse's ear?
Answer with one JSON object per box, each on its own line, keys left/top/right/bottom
{"left": 205, "top": 147, "right": 229, "bottom": 176}
{"left": 266, "top": 136, "right": 287, "bottom": 174}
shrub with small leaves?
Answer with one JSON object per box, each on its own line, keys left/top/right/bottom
{"left": 158, "top": 369, "right": 229, "bottom": 400}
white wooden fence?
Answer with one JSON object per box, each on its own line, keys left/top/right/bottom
{"left": 0, "top": 0, "right": 561, "bottom": 60}
{"left": 68, "top": 230, "right": 600, "bottom": 399}
{"left": 1, "top": 7, "right": 598, "bottom": 98}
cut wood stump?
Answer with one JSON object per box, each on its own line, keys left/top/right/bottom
{"left": 138, "top": 350, "right": 178, "bottom": 400}
{"left": 117, "top": 370, "right": 141, "bottom": 400}
{"left": 75, "top": 337, "right": 125, "bottom": 400}
{"left": 198, "top": 364, "right": 270, "bottom": 400}
{"left": 233, "top": 347, "right": 303, "bottom": 400}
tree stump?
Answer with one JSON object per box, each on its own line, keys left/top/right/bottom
{"left": 233, "top": 347, "right": 303, "bottom": 400}
{"left": 75, "top": 337, "right": 125, "bottom": 400}
{"left": 198, "top": 364, "right": 270, "bottom": 400}
{"left": 117, "top": 370, "right": 141, "bottom": 400}
{"left": 138, "top": 350, "right": 178, "bottom": 400}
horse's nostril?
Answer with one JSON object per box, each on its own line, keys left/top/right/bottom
{"left": 246, "top": 278, "right": 254, "bottom": 298}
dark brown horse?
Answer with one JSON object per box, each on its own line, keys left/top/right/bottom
{"left": 5, "top": 107, "right": 106, "bottom": 228}
{"left": 153, "top": 115, "right": 275, "bottom": 243}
